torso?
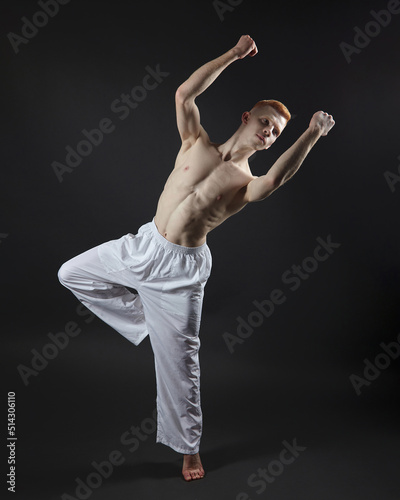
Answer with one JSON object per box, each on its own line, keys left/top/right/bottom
{"left": 154, "top": 128, "right": 256, "bottom": 247}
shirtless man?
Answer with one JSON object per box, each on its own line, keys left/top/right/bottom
{"left": 58, "top": 35, "right": 335, "bottom": 482}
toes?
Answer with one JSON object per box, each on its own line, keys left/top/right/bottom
{"left": 182, "top": 469, "right": 205, "bottom": 481}
{"left": 192, "top": 469, "right": 204, "bottom": 480}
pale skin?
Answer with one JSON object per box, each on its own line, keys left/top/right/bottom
{"left": 153, "top": 35, "right": 335, "bottom": 481}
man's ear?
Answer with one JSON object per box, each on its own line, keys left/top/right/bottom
{"left": 242, "top": 111, "right": 251, "bottom": 124}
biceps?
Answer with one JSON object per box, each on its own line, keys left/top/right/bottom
{"left": 245, "top": 175, "right": 280, "bottom": 202}
{"left": 175, "top": 92, "right": 201, "bottom": 143}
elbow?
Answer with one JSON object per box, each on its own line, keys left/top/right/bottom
{"left": 175, "top": 86, "right": 185, "bottom": 102}
{"left": 176, "top": 85, "right": 197, "bottom": 104}
{"left": 175, "top": 86, "right": 191, "bottom": 104}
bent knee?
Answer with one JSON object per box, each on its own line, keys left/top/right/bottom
{"left": 57, "top": 262, "right": 73, "bottom": 285}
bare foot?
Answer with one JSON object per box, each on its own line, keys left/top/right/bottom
{"left": 182, "top": 452, "right": 205, "bottom": 481}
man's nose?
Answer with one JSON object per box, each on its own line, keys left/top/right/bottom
{"left": 263, "top": 127, "right": 271, "bottom": 137}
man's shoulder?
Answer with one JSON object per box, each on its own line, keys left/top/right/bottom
{"left": 194, "top": 125, "right": 212, "bottom": 144}
{"left": 179, "top": 125, "right": 212, "bottom": 152}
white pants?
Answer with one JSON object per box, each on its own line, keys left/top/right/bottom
{"left": 58, "top": 219, "right": 212, "bottom": 454}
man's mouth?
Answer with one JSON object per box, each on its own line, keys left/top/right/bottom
{"left": 256, "top": 134, "right": 265, "bottom": 145}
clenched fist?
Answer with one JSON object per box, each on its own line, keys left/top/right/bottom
{"left": 309, "top": 111, "right": 335, "bottom": 136}
{"left": 233, "top": 35, "right": 258, "bottom": 59}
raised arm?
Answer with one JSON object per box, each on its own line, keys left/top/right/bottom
{"left": 244, "top": 111, "right": 336, "bottom": 202}
{"left": 175, "top": 35, "right": 258, "bottom": 144}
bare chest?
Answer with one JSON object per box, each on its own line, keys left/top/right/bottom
{"left": 166, "top": 140, "right": 254, "bottom": 202}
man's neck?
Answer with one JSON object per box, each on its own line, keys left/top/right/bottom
{"left": 217, "top": 132, "right": 255, "bottom": 168}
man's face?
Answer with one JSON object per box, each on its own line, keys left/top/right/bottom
{"left": 243, "top": 105, "right": 287, "bottom": 151}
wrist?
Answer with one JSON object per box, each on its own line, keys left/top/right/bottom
{"left": 307, "top": 125, "right": 323, "bottom": 140}
{"left": 229, "top": 47, "right": 241, "bottom": 60}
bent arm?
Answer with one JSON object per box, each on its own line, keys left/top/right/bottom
{"left": 245, "top": 111, "right": 335, "bottom": 202}
{"left": 175, "top": 49, "right": 238, "bottom": 143}
{"left": 176, "top": 35, "right": 257, "bottom": 143}
{"left": 176, "top": 48, "right": 240, "bottom": 102}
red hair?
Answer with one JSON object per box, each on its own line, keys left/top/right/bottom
{"left": 252, "top": 99, "right": 291, "bottom": 122}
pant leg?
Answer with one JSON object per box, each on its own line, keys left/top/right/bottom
{"left": 58, "top": 237, "right": 148, "bottom": 346}
{"left": 139, "top": 283, "right": 205, "bottom": 454}
{"left": 135, "top": 226, "right": 212, "bottom": 454}
{"left": 58, "top": 219, "right": 212, "bottom": 454}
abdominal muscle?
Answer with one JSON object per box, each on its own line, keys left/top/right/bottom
{"left": 154, "top": 141, "right": 255, "bottom": 247}
{"left": 155, "top": 190, "right": 223, "bottom": 247}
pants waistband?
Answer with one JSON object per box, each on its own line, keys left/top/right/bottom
{"left": 148, "top": 218, "right": 208, "bottom": 255}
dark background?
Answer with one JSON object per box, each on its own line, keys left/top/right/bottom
{"left": 2, "top": 0, "right": 400, "bottom": 499}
